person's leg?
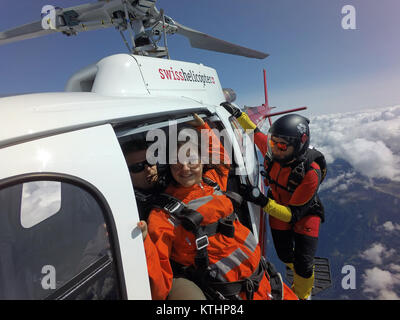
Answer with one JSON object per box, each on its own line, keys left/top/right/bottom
{"left": 269, "top": 215, "right": 294, "bottom": 265}
{"left": 167, "top": 277, "right": 207, "bottom": 300}
{"left": 292, "top": 215, "right": 321, "bottom": 300}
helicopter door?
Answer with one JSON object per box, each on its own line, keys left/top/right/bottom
{"left": 213, "top": 109, "right": 263, "bottom": 243}
{"left": 0, "top": 124, "right": 152, "bottom": 300}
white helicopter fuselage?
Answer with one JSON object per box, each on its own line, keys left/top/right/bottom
{"left": 0, "top": 54, "right": 264, "bottom": 300}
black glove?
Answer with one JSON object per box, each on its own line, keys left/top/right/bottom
{"left": 220, "top": 101, "right": 242, "bottom": 118}
{"left": 239, "top": 184, "right": 269, "bottom": 207}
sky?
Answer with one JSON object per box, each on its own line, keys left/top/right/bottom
{"left": 0, "top": 0, "right": 399, "bottom": 117}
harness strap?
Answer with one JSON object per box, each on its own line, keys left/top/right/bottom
{"left": 263, "top": 149, "right": 324, "bottom": 194}
{"left": 181, "top": 256, "right": 284, "bottom": 300}
{"left": 262, "top": 258, "right": 284, "bottom": 300}
{"left": 207, "top": 258, "right": 265, "bottom": 300}
{"left": 286, "top": 161, "right": 306, "bottom": 193}
{"left": 202, "top": 176, "right": 243, "bottom": 207}
{"left": 152, "top": 193, "right": 236, "bottom": 269}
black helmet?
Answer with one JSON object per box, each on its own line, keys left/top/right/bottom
{"left": 268, "top": 114, "right": 310, "bottom": 162}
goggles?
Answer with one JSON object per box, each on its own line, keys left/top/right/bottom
{"left": 268, "top": 137, "right": 291, "bottom": 151}
{"left": 128, "top": 159, "right": 156, "bottom": 173}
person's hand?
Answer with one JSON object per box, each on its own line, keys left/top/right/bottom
{"left": 220, "top": 101, "right": 242, "bottom": 118}
{"left": 187, "top": 113, "right": 205, "bottom": 127}
{"left": 137, "top": 220, "right": 148, "bottom": 241}
{"left": 239, "top": 184, "right": 269, "bottom": 207}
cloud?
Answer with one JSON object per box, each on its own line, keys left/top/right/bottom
{"left": 362, "top": 267, "right": 400, "bottom": 300}
{"left": 389, "top": 264, "right": 400, "bottom": 273}
{"left": 359, "top": 243, "right": 396, "bottom": 265}
{"left": 309, "top": 105, "right": 400, "bottom": 182}
{"left": 319, "top": 171, "right": 356, "bottom": 192}
{"left": 378, "top": 221, "right": 400, "bottom": 233}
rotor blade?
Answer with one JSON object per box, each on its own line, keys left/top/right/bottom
{"left": 59, "top": 19, "right": 124, "bottom": 34}
{"left": 0, "top": 21, "right": 58, "bottom": 45}
{"left": 64, "top": 2, "right": 116, "bottom": 22}
{"left": 0, "top": 1, "right": 122, "bottom": 46}
{"left": 174, "top": 22, "right": 268, "bottom": 59}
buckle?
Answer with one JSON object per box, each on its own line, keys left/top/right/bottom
{"left": 165, "top": 201, "right": 182, "bottom": 214}
{"left": 195, "top": 235, "right": 209, "bottom": 250}
{"left": 293, "top": 162, "right": 305, "bottom": 176}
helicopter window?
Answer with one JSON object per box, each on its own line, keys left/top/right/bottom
{"left": 116, "top": 113, "right": 254, "bottom": 232}
{"left": 208, "top": 118, "right": 253, "bottom": 231}
{"left": 116, "top": 111, "right": 211, "bottom": 140}
{"left": 0, "top": 179, "right": 122, "bottom": 300}
{"left": 229, "top": 116, "right": 260, "bottom": 187}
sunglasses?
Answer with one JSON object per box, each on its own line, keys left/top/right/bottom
{"left": 128, "top": 160, "right": 156, "bottom": 173}
{"left": 268, "top": 138, "right": 291, "bottom": 151}
{"left": 171, "top": 157, "right": 201, "bottom": 170}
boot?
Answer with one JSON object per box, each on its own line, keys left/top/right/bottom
{"left": 292, "top": 270, "right": 314, "bottom": 300}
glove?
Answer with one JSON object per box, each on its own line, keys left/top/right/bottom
{"left": 220, "top": 101, "right": 242, "bottom": 118}
{"left": 239, "top": 184, "right": 269, "bottom": 207}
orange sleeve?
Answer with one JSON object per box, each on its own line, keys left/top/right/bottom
{"left": 145, "top": 208, "right": 176, "bottom": 300}
{"left": 254, "top": 129, "right": 269, "bottom": 156}
{"left": 143, "top": 234, "right": 169, "bottom": 300}
{"left": 198, "top": 122, "right": 230, "bottom": 190}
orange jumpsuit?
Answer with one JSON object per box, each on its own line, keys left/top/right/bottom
{"left": 143, "top": 122, "right": 297, "bottom": 300}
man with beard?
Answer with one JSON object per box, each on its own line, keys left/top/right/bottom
{"left": 122, "top": 137, "right": 167, "bottom": 221}
{"left": 221, "top": 102, "right": 326, "bottom": 300}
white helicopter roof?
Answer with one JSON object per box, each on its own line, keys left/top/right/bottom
{"left": 0, "top": 91, "right": 208, "bottom": 149}
{"left": 0, "top": 54, "right": 227, "bottom": 148}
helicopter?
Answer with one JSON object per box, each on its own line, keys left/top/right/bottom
{"left": 0, "top": 0, "right": 330, "bottom": 300}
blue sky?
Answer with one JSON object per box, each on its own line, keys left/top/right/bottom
{"left": 0, "top": 0, "right": 399, "bottom": 117}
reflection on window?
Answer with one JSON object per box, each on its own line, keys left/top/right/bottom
{"left": 0, "top": 180, "right": 121, "bottom": 300}
{"left": 229, "top": 117, "right": 259, "bottom": 186}
{"left": 20, "top": 181, "right": 61, "bottom": 228}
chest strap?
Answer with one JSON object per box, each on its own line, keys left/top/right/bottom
{"left": 202, "top": 176, "right": 243, "bottom": 207}
{"left": 263, "top": 155, "right": 308, "bottom": 194}
{"left": 152, "top": 193, "right": 236, "bottom": 269}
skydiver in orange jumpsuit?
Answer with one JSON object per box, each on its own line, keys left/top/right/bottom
{"left": 222, "top": 102, "right": 325, "bottom": 300}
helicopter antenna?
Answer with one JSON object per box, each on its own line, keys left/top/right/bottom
{"left": 160, "top": 9, "right": 170, "bottom": 60}
{"left": 122, "top": 0, "right": 136, "bottom": 52}
{"left": 119, "top": 29, "right": 132, "bottom": 53}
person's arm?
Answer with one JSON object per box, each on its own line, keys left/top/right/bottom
{"left": 240, "top": 165, "right": 320, "bottom": 223}
{"left": 264, "top": 165, "right": 321, "bottom": 223}
{"left": 192, "top": 114, "right": 231, "bottom": 190}
{"left": 143, "top": 209, "right": 176, "bottom": 300}
{"left": 221, "top": 102, "right": 269, "bottom": 156}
